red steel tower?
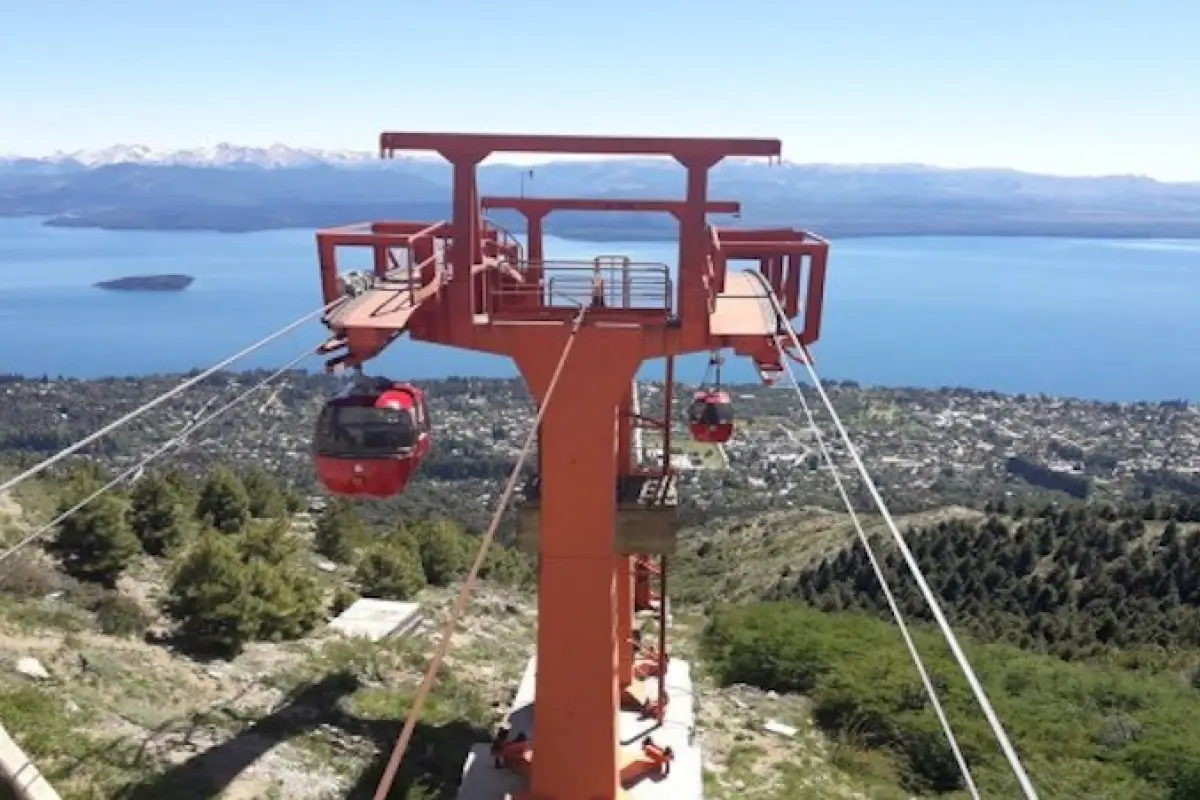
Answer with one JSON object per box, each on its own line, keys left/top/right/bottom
{"left": 315, "top": 132, "right": 829, "bottom": 800}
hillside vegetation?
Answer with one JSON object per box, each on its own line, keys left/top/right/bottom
{"left": 703, "top": 603, "right": 1200, "bottom": 799}
{"left": 5, "top": 374, "right": 1200, "bottom": 797}
{"left": 0, "top": 462, "right": 534, "bottom": 798}
{"left": 779, "top": 502, "right": 1200, "bottom": 660}
{"left": 677, "top": 499, "right": 1200, "bottom": 798}
{"left": 672, "top": 505, "right": 983, "bottom": 605}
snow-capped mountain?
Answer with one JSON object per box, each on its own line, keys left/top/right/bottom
{"left": 2, "top": 144, "right": 1183, "bottom": 192}
{"left": 3, "top": 140, "right": 1200, "bottom": 239}
{"left": 3, "top": 143, "right": 383, "bottom": 169}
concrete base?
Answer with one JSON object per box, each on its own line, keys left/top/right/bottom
{"left": 456, "top": 655, "right": 703, "bottom": 800}
{"left": 327, "top": 598, "right": 422, "bottom": 642}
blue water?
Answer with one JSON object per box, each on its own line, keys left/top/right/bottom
{"left": 2, "top": 216, "right": 1199, "bottom": 401}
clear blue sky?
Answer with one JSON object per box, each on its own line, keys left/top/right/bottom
{"left": 2, "top": 0, "right": 1197, "bottom": 179}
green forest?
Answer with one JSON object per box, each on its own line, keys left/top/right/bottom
{"left": 777, "top": 502, "right": 1200, "bottom": 659}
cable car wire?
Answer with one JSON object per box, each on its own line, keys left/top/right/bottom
{"left": 762, "top": 287, "right": 1040, "bottom": 800}
{"left": 774, "top": 335, "right": 980, "bottom": 800}
{"left": 0, "top": 347, "right": 316, "bottom": 573}
{"left": 0, "top": 300, "right": 342, "bottom": 499}
{"left": 371, "top": 308, "right": 589, "bottom": 800}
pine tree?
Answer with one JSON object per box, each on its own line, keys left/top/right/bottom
{"left": 160, "top": 467, "right": 198, "bottom": 514}
{"left": 165, "top": 521, "right": 322, "bottom": 655}
{"left": 411, "top": 519, "right": 469, "bottom": 586}
{"left": 195, "top": 466, "right": 250, "bottom": 534}
{"left": 356, "top": 538, "right": 426, "bottom": 600}
{"left": 165, "top": 531, "right": 257, "bottom": 655}
{"left": 314, "top": 499, "right": 369, "bottom": 564}
{"left": 241, "top": 559, "right": 322, "bottom": 641}
{"left": 52, "top": 478, "right": 140, "bottom": 585}
{"left": 240, "top": 517, "right": 300, "bottom": 566}
{"left": 283, "top": 489, "right": 306, "bottom": 515}
{"left": 239, "top": 519, "right": 322, "bottom": 639}
{"left": 240, "top": 468, "right": 288, "bottom": 520}
{"left": 1163, "top": 520, "right": 1181, "bottom": 548}
{"left": 128, "top": 470, "right": 188, "bottom": 555}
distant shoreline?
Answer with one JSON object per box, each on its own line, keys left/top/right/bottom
{"left": 32, "top": 214, "right": 1200, "bottom": 243}
{"left": 0, "top": 370, "right": 1189, "bottom": 407}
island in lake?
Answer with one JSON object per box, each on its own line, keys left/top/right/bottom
{"left": 95, "top": 274, "right": 195, "bottom": 292}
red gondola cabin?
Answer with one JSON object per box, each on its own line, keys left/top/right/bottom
{"left": 757, "top": 359, "right": 784, "bottom": 386}
{"left": 687, "top": 389, "right": 735, "bottom": 444}
{"left": 313, "top": 380, "right": 432, "bottom": 498}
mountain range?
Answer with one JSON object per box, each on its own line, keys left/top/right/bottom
{"left": 4, "top": 143, "right": 1200, "bottom": 240}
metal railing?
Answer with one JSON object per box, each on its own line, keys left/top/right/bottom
{"left": 481, "top": 217, "right": 525, "bottom": 265}
{"left": 491, "top": 258, "right": 673, "bottom": 313}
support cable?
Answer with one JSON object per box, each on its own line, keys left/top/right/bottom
{"left": 775, "top": 337, "right": 980, "bottom": 800}
{"left": 0, "top": 347, "right": 316, "bottom": 572}
{"left": 0, "top": 301, "right": 341, "bottom": 498}
{"left": 371, "top": 308, "right": 589, "bottom": 800}
{"left": 763, "top": 286, "right": 1039, "bottom": 800}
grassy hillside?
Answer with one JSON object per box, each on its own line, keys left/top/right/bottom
{"left": 672, "top": 505, "right": 984, "bottom": 605}
{"left": 703, "top": 602, "right": 1200, "bottom": 799}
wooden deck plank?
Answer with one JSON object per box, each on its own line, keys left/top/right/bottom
{"left": 325, "top": 274, "right": 446, "bottom": 330}
{"left": 709, "top": 271, "right": 779, "bottom": 336}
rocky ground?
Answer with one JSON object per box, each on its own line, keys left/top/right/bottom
{"left": 0, "top": 489, "right": 897, "bottom": 800}
{"left": 665, "top": 609, "right": 877, "bottom": 800}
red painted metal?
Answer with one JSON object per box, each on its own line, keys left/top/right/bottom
{"left": 312, "top": 382, "right": 431, "bottom": 498}
{"left": 313, "top": 131, "right": 831, "bottom": 800}
{"left": 633, "top": 556, "right": 659, "bottom": 613}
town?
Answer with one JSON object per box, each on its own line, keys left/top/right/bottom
{"left": 3, "top": 372, "right": 1197, "bottom": 524}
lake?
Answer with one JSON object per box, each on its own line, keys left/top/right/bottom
{"left": 1, "top": 216, "right": 1198, "bottom": 402}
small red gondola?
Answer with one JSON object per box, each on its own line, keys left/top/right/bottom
{"left": 687, "top": 389, "right": 735, "bottom": 444}
{"left": 312, "top": 379, "right": 432, "bottom": 498}
{"left": 757, "top": 359, "right": 784, "bottom": 386}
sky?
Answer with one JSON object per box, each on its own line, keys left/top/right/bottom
{"left": 2, "top": 0, "right": 1198, "bottom": 179}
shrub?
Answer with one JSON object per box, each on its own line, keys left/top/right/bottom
{"left": 314, "top": 499, "right": 368, "bottom": 564}
{"left": 356, "top": 539, "right": 426, "bottom": 601}
{"left": 63, "top": 579, "right": 109, "bottom": 610}
{"left": 479, "top": 544, "right": 535, "bottom": 589}
{"left": 331, "top": 586, "right": 359, "bottom": 616}
{"left": 93, "top": 592, "right": 152, "bottom": 637}
{"left": 3, "top": 554, "right": 64, "bottom": 600}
